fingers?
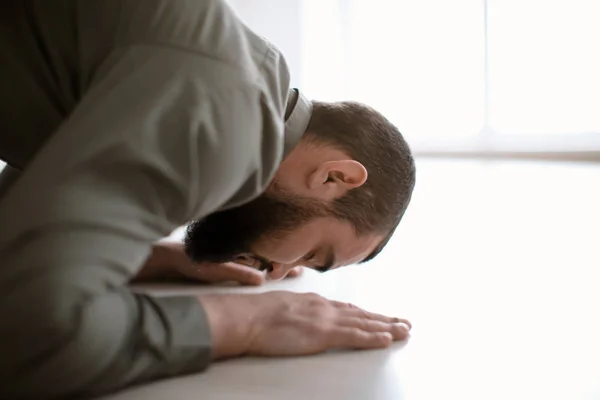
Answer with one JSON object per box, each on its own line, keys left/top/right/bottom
{"left": 394, "top": 318, "right": 411, "bottom": 330}
{"left": 337, "top": 317, "right": 410, "bottom": 341}
{"left": 346, "top": 309, "right": 411, "bottom": 330}
{"left": 331, "top": 301, "right": 412, "bottom": 330}
{"left": 328, "top": 327, "right": 393, "bottom": 349}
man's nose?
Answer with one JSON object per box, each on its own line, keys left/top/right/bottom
{"left": 267, "top": 262, "right": 294, "bottom": 280}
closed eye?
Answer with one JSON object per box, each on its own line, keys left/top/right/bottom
{"left": 304, "top": 252, "right": 317, "bottom": 263}
{"left": 235, "top": 255, "right": 259, "bottom": 268}
{"left": 313, "top": 249, "right": 335, "bottom": 273}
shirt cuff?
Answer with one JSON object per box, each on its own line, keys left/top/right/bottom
{"left": 137, "top": 294, "right": 212, "bottom": 377}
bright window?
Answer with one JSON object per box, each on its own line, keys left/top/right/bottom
{"left": 300, "top": 0, "right": 600, "bottom": 151}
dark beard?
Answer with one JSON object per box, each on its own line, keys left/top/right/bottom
{"left": 184, "top": 189, "right": 326, "bottom": 264}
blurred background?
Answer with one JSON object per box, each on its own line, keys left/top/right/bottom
{"left": 0, "top": 0, "right": 598, "bottom": 169}
{"left": 226, "top": 0, "right": 600, "bottom": 161}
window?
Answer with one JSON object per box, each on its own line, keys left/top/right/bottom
{"left": 300, "top": 0, "right": 600, "bottom": 153}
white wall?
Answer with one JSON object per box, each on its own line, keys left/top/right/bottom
{"left": 226, "top": 0, "right": 303, "bottom": 88}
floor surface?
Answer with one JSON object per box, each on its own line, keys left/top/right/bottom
{"left": 104, "top": 159, "right": 600, "bottom": 400}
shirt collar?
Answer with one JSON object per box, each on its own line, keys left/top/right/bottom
{"left": 283, "top": 89, "right": 313, "bottom": 158}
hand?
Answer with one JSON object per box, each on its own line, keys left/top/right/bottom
{"left": 199, "top": 291, "right": 411, "bottom": 360}
{"left": 132, "top": 241, "right": 303, "bottom": 285}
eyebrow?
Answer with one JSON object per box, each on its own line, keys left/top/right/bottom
{"left": 314, "top": 248, "right": 336, "bottom": 273}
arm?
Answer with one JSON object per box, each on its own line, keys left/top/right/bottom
{"left": 0, "top": 45, "right": 281, "bottom": 399}
{"left": 132, "top": 241, "right": 304, "bottom": 285}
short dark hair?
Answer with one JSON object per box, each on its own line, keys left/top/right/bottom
{"left": 304, "top": 101, "right": 416, "bottom": 261}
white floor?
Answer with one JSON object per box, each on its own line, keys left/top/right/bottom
{"left": 106, "top": 159, "right": 600, "bottom": 400}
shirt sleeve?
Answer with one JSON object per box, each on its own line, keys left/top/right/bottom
{"left": 0, "top": 45, "right": 284, "bottom": 399}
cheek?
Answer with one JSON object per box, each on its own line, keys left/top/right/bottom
{"left": 253, "top": 229, "right": 315, "bottom": 264}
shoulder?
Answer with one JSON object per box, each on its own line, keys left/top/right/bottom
{"left": 85, "top": 0, "right": 282, "bottom": 79}
{"left": 82, "top": 0, "right": 291, "bottom": 131}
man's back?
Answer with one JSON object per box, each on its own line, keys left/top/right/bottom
{"left": 0, "top": 0, "right": 79, "bottom": 168}
{"left": 0, "top": 0, "right": 287, "bottom": 170}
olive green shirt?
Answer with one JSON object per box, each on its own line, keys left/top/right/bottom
{"left": 0, "top": 0, "right": 312, "bottom": 398}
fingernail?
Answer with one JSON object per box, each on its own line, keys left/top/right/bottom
{"left": 393, "top": 318, "right": 412, "bottom": 330}
{"left": 379, "top": 332, "right": 393, "bottom": 343}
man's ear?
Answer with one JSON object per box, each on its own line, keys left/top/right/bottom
{"left": 307, "top": 160, "right": 368, "bottom": 200}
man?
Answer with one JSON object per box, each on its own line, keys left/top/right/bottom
{"left": 0, "top": 0, "right": 416, "bottom": 399}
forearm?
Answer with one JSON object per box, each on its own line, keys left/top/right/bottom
{"left": 0, "top": 227, "right": 213, "bottom": 399}
{"left": 132, "top": 242, "right": 189, "bottom": 282}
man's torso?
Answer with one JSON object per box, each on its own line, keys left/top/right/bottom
{"left": 0, "top": 0, "right": 287, "bottom": 172}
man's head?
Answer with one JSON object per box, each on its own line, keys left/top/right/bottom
{"left": 185, "top": 100, "right": 416, "bottom": 279}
